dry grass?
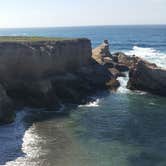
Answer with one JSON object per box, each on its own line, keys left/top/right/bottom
{"left": 0, "top": 36, "right": 70, "bottom": 42}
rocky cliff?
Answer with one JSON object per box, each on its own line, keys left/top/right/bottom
{"left": 0, "top": 37, "right": 117, "bottom": 124}
{"left": 0, "top": 38, "right": 92, "bottom": 80}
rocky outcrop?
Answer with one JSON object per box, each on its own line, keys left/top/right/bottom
{"left": 112, "top": 52, "right": 139, "bottom": 70}
{"left": 92, "top": 40, "right": 121, "bottom": 88}
{"left": 110, "top": 51, "right": 166, "bottom": 96}
{"left": 127, "top": 59, "right": 166, "bottom": 96}
{"left": 0, "top": 38, "right": 116, "bottom": 124}
{"left": 92, "top": 40, "right": 112, "bottom": 64}
{"left": 92, "top": 43, "right": 132, "bottom": 76}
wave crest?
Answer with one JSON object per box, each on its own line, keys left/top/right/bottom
{"left": 125, "top": 46, "right": 166, "bottom": 68}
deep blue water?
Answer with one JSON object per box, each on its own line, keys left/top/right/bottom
{"left": 0, "top": 25, "right": 166, "bottom": 52}
{"left": 0, "top": 25, "right": 166, "bottom": 166}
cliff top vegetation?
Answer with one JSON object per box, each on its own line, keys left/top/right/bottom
{"left": 0, "top": 36, "right": 71, "bottom": 42}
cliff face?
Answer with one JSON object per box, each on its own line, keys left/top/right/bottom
{"left": 0, "top": 38, "right": 115, "bottom": 124}
{"left": 0, "top": 39, "right": 92, "bottom": 81}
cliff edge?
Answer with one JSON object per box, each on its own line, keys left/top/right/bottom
{"left": 0, "top": 37, "right": 116, "bottom": 124}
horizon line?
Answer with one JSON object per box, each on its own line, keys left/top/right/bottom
{"left": 0, "top": 24, "right": 166, "bottom": 29}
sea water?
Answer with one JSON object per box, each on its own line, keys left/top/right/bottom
{"left": 0, "top": 25, "right": 166, "bottom": 166}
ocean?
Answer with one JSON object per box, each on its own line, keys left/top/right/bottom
{"left": 0, "top": 25, "right": 166, "bottom": 166}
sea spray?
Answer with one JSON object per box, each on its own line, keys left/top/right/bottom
{"left": 125, "top": 46, "right": 166, "bottom": 68}
{"left": 117, "top": 73, "right": 131, "bottom": 94}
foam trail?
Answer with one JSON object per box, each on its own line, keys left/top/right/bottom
{"left": 117, "top": 73, "right": 131, "bottom": 94}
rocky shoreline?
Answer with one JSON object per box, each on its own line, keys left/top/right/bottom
{"left": 0, "top": 37, "right": 165, "bottom": 124}
{"left": 92, "top": 41, "right": 166, "bottom": 96}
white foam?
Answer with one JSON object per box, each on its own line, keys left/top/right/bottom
{"left": 149, "top": 102, "right": 156, "bottom": 105}
{"left": 79, "top": 99, "right": 100, "bottom": 108}
{"left": 117, "top": 72, "right": 131, "bottom": 94}
{"left": 6, "top": 124, "right": 46, "bottom": 166}
{"left": 117, "top": 46, "right": 166, "bottom": 95}
{"left": 125, "top": 46, "right": 166, "bottom": 68}
{"left": 11, "top": 33, "right": 28, "bottom": 36}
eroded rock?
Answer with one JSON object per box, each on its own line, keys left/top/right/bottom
{"left": 92, "top": 40, "right": 112, "bottom": 64}
{"left": 127, "top": 60, "right": 166, "bottom": 96}
{"left": 112, "top": 52, "right": 139, "bottom": 69}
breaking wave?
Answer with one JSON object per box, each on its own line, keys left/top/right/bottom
{"left": 125, "top": 46, "right": 166, "bottom": 68}
{"left": 117, "top": 46, "right": 166, "bottom": 94}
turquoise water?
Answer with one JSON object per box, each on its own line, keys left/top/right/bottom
{"left": 0, "top": 25, "right": 166, "bottom": 166}
{"left": 68, "top": 92, "right": 166, "bottom": 166}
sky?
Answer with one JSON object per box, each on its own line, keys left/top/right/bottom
{"left": 0, "top": 0, "right": 166, "bottom": 28}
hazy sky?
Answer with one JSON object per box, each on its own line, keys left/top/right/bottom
{"left": 0, "top": 0, "right": 166, "bottom": 28}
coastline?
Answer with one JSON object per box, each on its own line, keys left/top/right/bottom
{"left": 0, "top": 25, "right": 166, "bottom": 166}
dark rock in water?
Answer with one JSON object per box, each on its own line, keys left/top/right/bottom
{"left": 112, "top": 51, "right": 166, "bottom": 97}
{"left": 0, "top": 85, "right": 15, "bottom": 124}
{"left": 127, "top": 59, "right": 166, "bottom": 96}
